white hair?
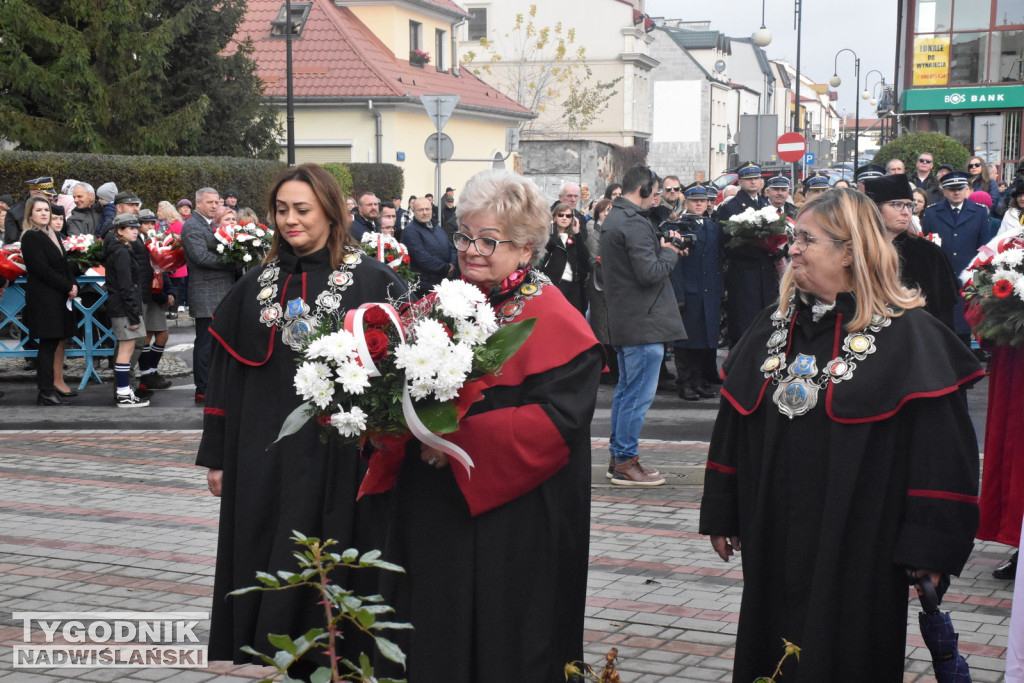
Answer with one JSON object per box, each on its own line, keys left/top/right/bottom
{"left": 195, "top": 187, "right": 219, "bottom": 203}
{"left": 72, "top": 182, "right": 95, "bottom": 195}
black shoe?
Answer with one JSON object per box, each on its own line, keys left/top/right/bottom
{"left": 695, "top": 384, "right": 718, "bottom": 399}
{"left": 134, "top": 386, "right": 154, "bottom": 400}
{"left": 993, "top": 551, "right": 1018, "bottom": 580}
{"left": 139, "top": 371, "right": 172, "bottom": 390}
{"left": 678, "top": 387, "right": 700, "bottom": 401}
{"left": 54, "top": 387, "right": 79, "bottom": 398}
{"left": 24, "top": 359, "right": 37, "bottom": 371}
{"left": 37, "top": 392, "right": 69, "bottom": 406}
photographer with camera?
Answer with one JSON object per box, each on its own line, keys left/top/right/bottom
{"left": 601, "top": 165, "right": 687, "bottom": 486}
{"left": 669, "top": 183, "right": 724, "bottom": 401}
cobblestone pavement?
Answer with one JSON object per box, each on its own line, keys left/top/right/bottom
{"left": 0, "top": 431, "right": 1012, "bottom": 682}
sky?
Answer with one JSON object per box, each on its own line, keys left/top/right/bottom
{"left": 644, "top": 0, "right": 899, "bottom": 119}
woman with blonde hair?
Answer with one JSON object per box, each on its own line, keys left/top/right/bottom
{"left": 701, "top": 188, "right": 984, "bottom": 681}
{"left": 157, "top": 200, "right": 187, "bottom": 319}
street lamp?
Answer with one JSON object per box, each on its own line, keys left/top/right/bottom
{"left": 831, "top": 48, "right": 861, "bottom": 167}
{"left": 753, "top": 1, "right": 772, "bottom": 47}
{"left": 754, "top": 0, "right": 803, "bottom": 178}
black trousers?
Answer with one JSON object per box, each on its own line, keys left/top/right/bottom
{"left": 35, "top": 338, "right": 61, "bottom": 394}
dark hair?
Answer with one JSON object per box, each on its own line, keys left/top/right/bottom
{"left": 263, "top": 164, "right": 356, "bottom": 269}
{"left": 622, "top": 165, "right": 659, "bottom": 195}
{"left": 603, "top": 183, "right": 622, "bottom": 199}
{"left": 593, "top": 198, "right": 613, "bottom": 220}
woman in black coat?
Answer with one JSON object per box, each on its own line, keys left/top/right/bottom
{"left": 541, "top": 202, "right": 589, "bottom": 314}
{"left": 20, "top": 197, "right": 78, "bottom": 406}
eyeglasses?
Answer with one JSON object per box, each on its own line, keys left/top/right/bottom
{"left": 786, "top": 228, "right": 849, "bottom": 248}
{"left": 968, "top": 162, "right": 982, "bottom": 168}
{"left": 918, "top": 158, "right": 933, "bottom": 163}
{"left": 555, "top": 212, "right": 572, "bottom": 218}
{"left": 452, "top": 232, "right": 512, "bottom": 256}
{"left": 885, "top": 201, "right": 916, "bottom": 213}
{"left": 663, "top": 186, "right": 682, "bottom": 192}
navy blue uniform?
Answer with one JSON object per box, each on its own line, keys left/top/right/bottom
{"left": 922, "top": 199, "right": 989, "bottom": 336}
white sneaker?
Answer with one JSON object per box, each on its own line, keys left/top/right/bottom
{"left": 116, "top": 391, "right": 150, "bottom": 408}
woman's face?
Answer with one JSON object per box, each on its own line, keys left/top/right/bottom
{"left": 30, "top": 201, "right": 51, "bottom": 227}
{"left": 553, "top": 209, "right": 572, "bottom": 232}
{"left": 179, "top": 205, "right": 192, "bottom": 218}
{"left": 275, "top": 180, "right": 331, "bottom": 256}
{"left": 913, "top": 193, "right": 926, "bottom": 215}
{"left": 218, "top": 211, "right": 237, "bottom": 228}
{"left": 346, "top": 197, "right": 357, "bottom": 212}
{"left": 610, "top": 187, "right": 622, "bottom": 199}
{"left": 598, "top": 206, "right": 611, "bottom": 222}
{"left": 456, "top": 212, "right": 532, "bottom": 290}
{"left": 788, "top": 210, "right": 851, "bottom": 302}
{"left": 580, "top": 184, "right": 590, "bottom": 203}
{"left": 49, "top": 213, "right": 64, "bottom": 231}
{"left": 1016, "top": 194, "right": 1024, "bottom": 210}
{"left": 967, "top": 158, "right": 984, "bottom": 175}
{"left": 117, "top": 225, "right": 140, "bottom": 242}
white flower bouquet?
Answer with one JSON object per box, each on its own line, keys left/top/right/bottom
{"left": 720, "top": 205, "right": 791, "bottom": 254}
{"left": 277, "top": 280, "right": 535, "bottom": 472}
{"left": 214, "top": 221, "right": 273, "bottom": 266}
{"left": 359, "top": 231, "right": 417, "bottom": 283}
{"left": 962, "top": 231, "right": 1024, "bottom": 346}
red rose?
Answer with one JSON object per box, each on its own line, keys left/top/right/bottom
{"left": 364, "top": 327, "right": 390, "bottom": 361}
{"left": 363, "top": 305, "right": 391, "bottom": 328}
{"left": 402, "top": 254, "right": 411, "bottom": 264}
{"left": 993, "top": 279, "right": 1014, "bottom": 299}
{"left": 317, "top": 413, "right": 332, "bottom": 427}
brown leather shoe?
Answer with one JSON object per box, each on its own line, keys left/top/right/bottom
{"left": 606, "top": 455, "right": 660, "bottom": 479}
{"left": 611, "top": 456, "right": 666, "bottom": 486}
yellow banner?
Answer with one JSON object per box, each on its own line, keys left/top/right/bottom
{"left": 913, "top": 37, "right": 950, "bottom": 86}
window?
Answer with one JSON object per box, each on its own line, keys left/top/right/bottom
{"left": 916, "top": 0, "right": 951, "bottom": 32}
{"left": 996, "top": 0, "right": 1024, "bottom": 26}
{"left": 950, "top": 32, "right": 988, "bottom": 83}
{"left": 467, "top": 7, "right": 488, "bottom": 41}
{"left": 953, "top": 0, "right": 992, "bottom": 31}
{"left": 270, "top": 2, "right": 311, "bottom": 37}
{"left": 410, "top": 21, "right": 422, "bottom": 52}
{"left": 992, "top": 30, "right": 1024, "bottom": 80}
{"left": 435, "top": 29, "right": 446, "bottom": 71}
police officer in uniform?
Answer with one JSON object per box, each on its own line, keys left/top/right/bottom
{"left": 716, "top": 161, "right": 768, "bottom": 222}
{"left": 670, "top": 183, "right": 724, "bottom": 400}
{"left": 4, "top": 177, "right": 58, "bottom": 243}
{"left": 800, "top": 171, "right": 831, "bottom": 205}
{"left": 855, "top": 164, "right": 886, "bottom": 192}
{"left": 922, "top": 171, "right": 992, "bottom": 347}
{"left": 764, "top": 173, "right": 797, "bottom": 219}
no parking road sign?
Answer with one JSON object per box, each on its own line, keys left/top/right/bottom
{"left": 776, "top": 132, "right": 807, "bottom": 163}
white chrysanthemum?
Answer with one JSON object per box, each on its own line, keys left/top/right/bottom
{"left": 473, "top": 303, "right": 498, "bottom": 334}
{"left": 434, "top": 279, "right": 485, "bottom": 320}
{"left": 449, "top": 341, "right": 476, "bottom": 370}
{"left": 294, "top": 361, "right": 334, "bottom": 407}
{"left": 454, "top": 319, "right": 488, "bottom": 346}
{"left": 330, "top": 406, "right": 367, "bottom": 438}
{"left": 336, "top": 361, "right": 371, "bottom": 395}
{"left": 253, "top": 239, "right": 263, "bottom": 247}
{"left": 408, "top": 377, "right": 435, "bottom": 400}
{"left": 216, "top": 244, "right": 225, "bottom": 253}
{"left": 1014, "top": 277, "right": 1024, "bottom": 302}
{"left": 414, "top": 318, "right": 451, "bottom": 346}
{"left": 243, "top": 254, "right": 252, "bottom": 262}
{"left": 394, "top": 342, "right": 438, "bottom": 380}
{"left": 318, "top": 330, "right": 358, "bottom": 364}
{"left": 993, "top": 248, "right": 1024, "bottom": 268}
{"left": 993, "top": 268, "right": 1017, "bottom": 283}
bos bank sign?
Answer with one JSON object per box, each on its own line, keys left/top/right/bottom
{"left": 904, "top": 86, "right": 1024, "bottom": 111}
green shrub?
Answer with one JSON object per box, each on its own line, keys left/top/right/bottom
{"left": 873, "top": 132, "right": 971, "bottom": 174}
{"left": 348, "top": 163, "right": 404, "bottom": 202}
{"left": 321, "top": 163, "right": 354, "bottom": 199}
{"left": 0, "top": 150, "right": 283, "bottom": 215}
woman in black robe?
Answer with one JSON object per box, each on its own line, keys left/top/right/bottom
{"left": 699, "top": 188, "right": 983, "bottom": 682}
{"left": 195, "top": 164, "right": 405, "bottom": 677}
{"left": 361, "top": 168, "right": 603, "bottom": 682}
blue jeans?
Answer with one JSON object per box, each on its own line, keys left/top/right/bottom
{"left": 609, "top": 343, "right": 664, "bottom": 463}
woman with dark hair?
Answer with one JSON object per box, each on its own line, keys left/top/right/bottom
{"left": 20, "top": 197, "right": 78, "bottom": 406}
{"left": 603, "top": 183, "right": 623, "bottom": 200}
{"left": 540, "top": 202, "right": 590, "bottom": 313}
{"left": 701, "top": 188, "right": 983, "bottom": 681}
{"left": 195, "top": 164, "right": 406, "bottom": 678}
{"left": 967, "top": 155, "right": 1000, "bottom": 207}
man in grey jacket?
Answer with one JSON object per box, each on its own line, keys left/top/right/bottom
{"left": 601, "top": 165, "right": 686, "bottom": 486}
{"left": 181, "top": 187, "right": 233, "bottom": 404}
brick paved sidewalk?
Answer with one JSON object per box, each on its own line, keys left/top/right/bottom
{"left": 0, "top": 431, "right": 1013, "bottom": 682}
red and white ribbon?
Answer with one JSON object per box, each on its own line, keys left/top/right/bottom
{"left": 342, "top": 302, "right": 405, "bottom": 377}
{"left": 401, "top": 384, "right": 475, "bottom": 477}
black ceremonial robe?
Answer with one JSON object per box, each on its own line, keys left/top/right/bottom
{"left": 699, "top": 294, "right": 983, "bottom": 682}
{"left": 195, "top": 243, "right": 406, "bottom": 666}
{"left": 368, "top": 276, "right": 603, "bottom": 682}
{"left": 892, "top": 231, "right": 960, "bottom": 331}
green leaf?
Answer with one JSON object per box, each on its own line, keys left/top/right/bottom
{"left": 227, "top": 585, "right": 265, "bottom": 596}
{"left": 485, "top": 317, "right": 536, "bottom": 366}
{"left": 373, "top": 621, "right": 414, "bottom": 630}
{"left": 239, "top": 645, "right": 278, "bottom": 668}
{"left": 309, "top": 668, "right": 333, "bottom": 683}
{"left": 255, "top": 571, "right": 281, "bottom": 587}
{"left": 274, "top": 402, "right": 313, "bottom": 444}
{"left": 267, "top": 633, "right": 297, "bottom": 655}
{"left": 412, "top": 398, "right": 459, "bottom": 434}
{"left": 359, "top": 549, "right": 382, "bottom": 563}
{"left": 341, "top": 548, "right": 359, "bottom": 562}
{"left": 273, "top": 650, "right": 296, "bottom": 671}
{"left": 374, "top": 636, "right": 407, "bottom": 666}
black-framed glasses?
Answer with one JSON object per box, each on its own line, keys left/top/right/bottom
{"left": 968, "top": 162, "right": 982, "bottom": 168}
{"left": 918, "top": 158, "right": 933, "bottom": 163}
{"left": 786, "top": 228, "right": 849, "bottom": 248}
{"left": 452, "top": 232, "right": 512, "bottom": 256}
{"left": 885, "top": 201, "right": 916, "bottom": 213}
{"left": 663, "top": 186, "right": 682, "bottom": 192}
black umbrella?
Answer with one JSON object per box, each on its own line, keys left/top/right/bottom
{"left": 917, "top": 576, "right": 972, "bottom": 683}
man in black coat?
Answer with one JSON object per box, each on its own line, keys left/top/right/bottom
{"left": 863, "top": 173, "right": 959, "bottom": 331}
{"left": 351, "top": 192, "right": 379, "bottom": 240}
{"left": 66, "top": 182, "right": 104, "bottom": 237}
{"left": 764, "top": 173, "right": 797, "bottom": 219}
{"left": 910, "top": 152, "right": 943, "bottom": 205}
{"left": 715, "top": 161, "right": 768, "bottom": 223}
{"left": 4, "top": 177, "right": 58, "bottom": 243}
{"left": 402, "top": 197, "right": 455, "bottom": 297}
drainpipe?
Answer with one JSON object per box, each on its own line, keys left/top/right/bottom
{"left": 368, "top": 99, "right": 382, "bottom": 163}
{"left": 451, "top": 17, "right": 467, "bottom": 75}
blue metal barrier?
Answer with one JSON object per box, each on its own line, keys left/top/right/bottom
{"left": 0, "top": 276, "right": 115, "bottom": 390}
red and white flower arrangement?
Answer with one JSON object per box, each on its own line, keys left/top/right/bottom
{"left": 0, "top": 243, "right": 26, "bottom": 280}
{"left": 962, "top": 230, "right": 1024, "bottom": 346}
{"left": 721, "top": 205, "right": 791, "bottom": 255}
{"left": 359, "top": 232, "right": 416, "bottom": 284}
{"left": 279, "top": 279, "right": 535, "bottom": 475}
{"left": 214, "top": 222, "right": 273, "bottom": 266}
{"left": 146, "top": 231, "right": 186, "bottom": 274}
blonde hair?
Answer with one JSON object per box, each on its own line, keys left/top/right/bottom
{"left": 457, "top": 169, "right": 551, "bottom": 264}
{"left": 778, "top": 188, "right": 924, "bottom": 332}
{"left": 23, "top": 196, "right": 52, "bottom": 232}
{"left": 157, "top": 200, "right": 182, "bottom": 224}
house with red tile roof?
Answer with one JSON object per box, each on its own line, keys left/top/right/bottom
{"left": 235, "top": 0, "right": 533, "bottom": 195}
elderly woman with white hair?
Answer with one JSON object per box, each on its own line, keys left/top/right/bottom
{"left": 365, "top": 168, "right": 603, "bottom": 682}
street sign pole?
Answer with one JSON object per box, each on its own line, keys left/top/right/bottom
{"left": 420, "top": 95, "right": 460, "bottom": 224}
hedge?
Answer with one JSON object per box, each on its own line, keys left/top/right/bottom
{"left": 0, "top": 151, "right": 404, "bottom": 217}
{"left": 873, "top": 132, "right": 972, "bottom": 175}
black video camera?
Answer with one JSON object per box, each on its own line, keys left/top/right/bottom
{"left": 658, "top": 217, "right": 699, "bottom": 250}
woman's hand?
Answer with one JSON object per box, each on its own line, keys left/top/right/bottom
{"left": 710, "top": 535, "right": 741, "bottom": 562}
{"left": 207, "top": 469, "right": 223, "bottom": 497}
{"left": 907, "top": 568, "right": 943, "bottom": 595}
{"left": 129, "top": 324, "right": 139, "bottom": 331}
{"left": 420, "top": 444, "right": 449, "bottom": 469}
{"left": 69, "top": 284, "right": 78, "bottom": 298}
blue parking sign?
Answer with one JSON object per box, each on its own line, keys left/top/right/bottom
{"left": 804, "top": 152, "right": 815, "bottom": 165}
